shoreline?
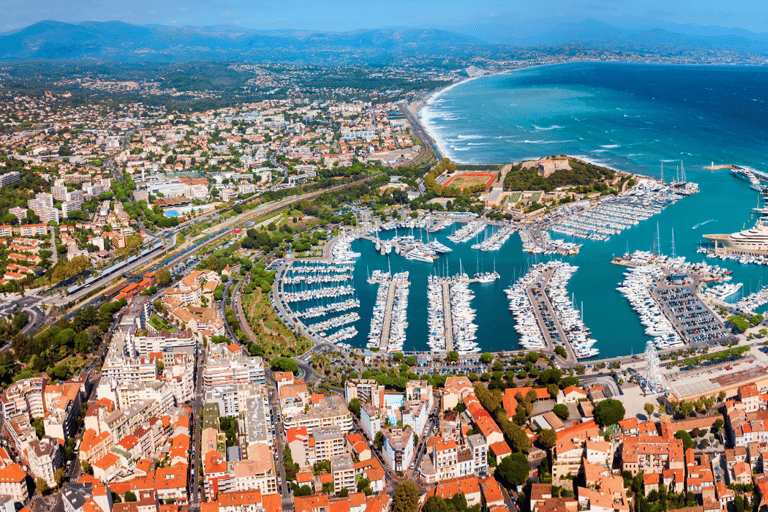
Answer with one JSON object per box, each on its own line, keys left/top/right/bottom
{"left": 407, "top": 60, "right": 701, "bottom": 181}
{"left": 409, "top": 62, "right": 575, "bottom": 165}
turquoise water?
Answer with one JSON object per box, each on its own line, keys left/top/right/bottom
{"left": 302, "top": 63, "right": 768, "bottom": 359}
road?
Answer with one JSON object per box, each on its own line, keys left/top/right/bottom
{"left": 400, "top": 101, "right": 441, "bottom": 165}
{"left": 267, "top": 387, "right": 294, "bottom": 512}
{"left": 187, "top": 346, "right": 206, "bottom": 511}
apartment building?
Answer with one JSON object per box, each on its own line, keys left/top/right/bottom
{"left": 203, "top": 344, "right": 265, "bottom": 389}
{"left": 0, "top": 464, "right": 28, "bottom": 504}
{"left": 282, "top": 395, "right": 353, "bottom": 434}
{"left": 27, "top": 437, "right": 63, "bottom": 487}
{"left": 0, "top": 377, "right": 45, "bottom": 421}
{"left": 381, "top": 428, "right": 414, "bottom": 473}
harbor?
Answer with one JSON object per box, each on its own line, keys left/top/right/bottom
{"left": 426, "top": 271, "right": 479, "bottom": 354}
{"left": 269, "top": 166, "right": 768, "bottom": 357}
{"left": 540, "top": 179, "right": 698, "bottom": 241}
{"left": 276, "top": 261, "right": 362, "bottom": 347}
{"left": 367, "top": 271, "right": 410, "bottom": 352}
{"left": 617, "top": 262, "right": 733, "bottom": 350}
{"left": 506, "top": 261, "right": 594, "bottom": 363}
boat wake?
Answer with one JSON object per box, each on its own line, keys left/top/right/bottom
{"left": 692, "top": 219, "right": 717, "bottom": 230}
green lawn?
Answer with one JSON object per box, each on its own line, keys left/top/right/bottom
{"left": 149, "top": 314, "right": 176, "bottom": 332}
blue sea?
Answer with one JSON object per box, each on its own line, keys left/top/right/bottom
{"left": 296, "top": 63, "right": 768, "bottom": 359}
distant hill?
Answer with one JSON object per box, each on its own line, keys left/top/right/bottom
{"left": 0, "top": 20, "right": 486, "bottom": 63}
{"left": 463, "top": 19, "right": 768, "bottom": 55}
{"left": 2, "top": 19, "right": 768, "bottom": 64}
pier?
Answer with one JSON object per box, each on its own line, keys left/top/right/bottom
{"left": 649, "top": 274, "right": 733, "bottom": 346}
{"left": 524, "top": 268, "right": 578, "bottom": 365}
{"left": 442, "top": 282, "right": 454, "bottom": 352}
{"left": 378, "top": 284, "right": 397, "bottom": 351}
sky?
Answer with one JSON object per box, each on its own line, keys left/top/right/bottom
{"left": 2, "top": 0, "right": 768, "bottom": 35}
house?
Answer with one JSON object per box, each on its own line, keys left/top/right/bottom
{"left": 558, "top": 386, "right": 588, "bottom": 404}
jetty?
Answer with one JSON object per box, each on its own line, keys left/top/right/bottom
{"left": 524, "top": 268, "right": 578, "bottom": 364}
{"left": 379, "top": 284, "right": 397, "bottom": 351}
{"left": 507, "top": 261, "right": 596, "bottom": 361}
{"left": 442, "top": 281, "right": 454, "bottom": 352}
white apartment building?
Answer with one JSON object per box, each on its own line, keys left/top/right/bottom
{"left": 27, "top": 437, "right": 63, "bottom": 487}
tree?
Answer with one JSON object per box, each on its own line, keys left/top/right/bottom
{"left": 538, "top": 428, "right": 557, "bottom": 451}
{"left": 125, "top": 491, "right": 137, "bottom": 502}
{"left": 553, "top": 404, "right": 569, "bottom": 420}
{"left": 35, "top": 477, "right": 48, "bottom": 495}
{"left": 393, "top": 481, "right": 420, "bottom": 512}
{"left": 271, "top": 357, "right": 299, "bottom": 374}
{"left": 480, "top": 352, "right": 493, "bottom": 364}
{"left": 156, "top": 267, "right": 171, "bottom": 286}
{"left": 594, "top": 398, "right": 626, "bottom": 427}
{"left": 339, "top": 488, "right": 349, "bottom": 497}
{"left": 393, "top": 352, "right": 404, "bottom": 362}
{"left": 498, "top": 452, "right": 530, "bottom": 488}
{"left": 349, "top": 398, "right": 361, "bottom": 417}
{"left": 735, "top": 495, "right": 745, "bottom": 512}
{"left": 644, "top": 403, "right": 655, "bottom": 418}
{"left": 423, "top": 495, "right": 448, "bottom": 512}
{"left": 674, "top": 430, "right": 694, "bottom": 451}
{"left": 406, "top": 356, "right": 416, "bottom": 367}
{"left": 54, "top": 468, "right": 66, "bottom": 487}
{"left": 447, "top": 351, "right": 459, "bottom": 363}
{"left": 527, "top": 352, "right": 540, "bottom": 363}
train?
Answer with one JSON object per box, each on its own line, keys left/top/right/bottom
{"left": 65, "top": 240, "right": 166, "bottom": 295}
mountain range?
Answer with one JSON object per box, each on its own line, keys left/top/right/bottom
{"left": 1, "top": 19, "right": 768, "bottom": 64}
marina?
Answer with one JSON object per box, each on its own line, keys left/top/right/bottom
{"left": 520, "top": 227, "right": 581, "bottom": 255}
{"left": 367, "top": 271, "right": 410, "bottom": 353}
{"left": 505, "top": 261, "right": 596, "bottom": 362}
{"left": 448, "top": 219, "right": 488, "bottom": 243}
{"left": 273, "top": 161, "right": 768, "bottom": 358}
{"left": 277, "top": 262, "right": 362, "bottom": 346}
{"left": 426, "top": 269, "right": 480, "bottom": 354}
{"left": 543, "top": 180, "right": 698, "bottom": 241}
{"left": 617, "top": 264, "right": 733, "bottom": 349}
{"left": 471, "top": 223, "right": 517, "bottom": 251}
{"left": 733, "top": 285, "right": 768, "bottom": 315}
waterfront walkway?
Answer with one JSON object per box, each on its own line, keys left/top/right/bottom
{"left": 442, "top": 282, "right": 454, "bottom": 353}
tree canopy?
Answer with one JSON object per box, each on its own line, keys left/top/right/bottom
{"left": 270, "top": 357, "right": 299, "bottom": 374}
{"left": 393, "top": 481, "right": 420, "bottom": 512}
{"left": 594, "top": 398, "right": 626, "bottom": 427}
{"left": 497, "top": 452, "right": 530, "bottom": 488}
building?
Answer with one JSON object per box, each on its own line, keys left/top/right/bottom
{"left": 27, "top": 437, "right": 63, "bottom": 487}
{"left": 282, "top": 394, "right": 352, "bottom": 434}
{"left": 381, "top": 427, "right": 414, "bottom": 473}
{"left": 204, "top": 344, "right": 265, "bottom": 389}
{"left": 0, "top": 464, "right": 28, "bottom": 504}
{"left": 331, "top": 454, "right": 355, "bottom": 494}
{"left": 0, "top": 171, "right": 20, "bottom": 188}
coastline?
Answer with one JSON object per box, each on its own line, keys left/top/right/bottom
{"left": 408, "top": 62, "right": 571, "bottom": 164}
